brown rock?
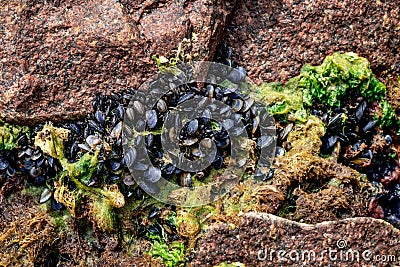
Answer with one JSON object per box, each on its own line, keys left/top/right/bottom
{"left": 189, "top": 213, "right": 400, "bottom": 266}
{"left": 0, "top": 0, "right": 236, "bottom": 124}
{"left": 227, "top": 0, "right": 400, "bottom": 84}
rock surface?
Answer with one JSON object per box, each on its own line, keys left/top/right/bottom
{"left": 0, "top": 0, "right": 236, "bottom": 124}
{"left": 227, "top": 0, "right": 400, "bottom": 84}
{"left": 189, "top": 213, "right": 400, "bottom": 266}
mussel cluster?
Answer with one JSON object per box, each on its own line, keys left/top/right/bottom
{"left": 0, "top": 90, "right": 139, "bottom": 208}
{"left": 122, "top": 62, "right": 276, "bottom": 198}
{"left": 311, "top": 99, "right": 400, "bottom": 225}
{"left": 0, "top": 43, "right": 399, "bottom": 229}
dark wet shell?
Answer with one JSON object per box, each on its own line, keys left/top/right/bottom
{"left": 133, "top": 101, "right": 145, "bottom": 114}
{"left": 227, "top": 67, "right": 246, "bottom": 84}
{"left": 147, "top": 224, "right": 163, "bottom": 236}
{"left": 156, "top": 99, "right": 168, "bottom": 113}
{"left": 207, "top": 84, "right": 215, "bottom": 98}
{"left": 115, "top": 105, "right": 125, "bottom": 119}
{"left": 24, "top": 160, "right": 34, "bottom": 170}
{"left": 0, "top": 157, "right": 9, "bottom": 170}
{"left": 110, "top": 122, "right": 122, "bottom": 140}
{"left": 231, "top": 99, "right": 243, "bottom": 112}
{"left": 279, "top": 123, "right": 293, "bottom": 140}
{"left": 242, "top": 98, "right": 255, "bottom": 113}
{"left": 183, "top": 138, "right": 198, "bottom": 146}
{"left": 179, "top": 172, "right": 192, "bottom": 187}
{"left": 385, "top": 135, "right": 392, "bottom": 145}
{"left": 145, "top": 133, "right": 154, "bottom": 147}
{"left": 34, "top": 175, "right": 47, "bottom": 186}
{"left": 161, "top": 163, "right": 176, "bottom": 177}
{"left": 275, "top": 146, "right": 285, "bottom": 156}
{"left": 88, "top": 119, "right": 104, "bottom": 133}
{"left": 69, "top": 123, "right": 82, "bottom": 135}
{"left": 140, "top": 181, "right": 160, "bottom": 195}
{"left": 252, "top": 116, "right": 260, "bottom": 134}
{"left": 18, "top": 147, "right": 32, "bottom": 158}
{"left": 355, "top": 101, "right": 367, "bottom": 122}
{"left": 51, "top": 198, "right": 64, "bottom": 210}
{"left": 147, "top": 207, "right": 160, "bottom": 219}
{"left": 327, "top": 113, "right": 343, "bottom": 128}
{"left": 215, "top": 138, "right": 229, "bottom": 148}
{"left": 32, "top": 149, "right": 42, "bottom": 161}
{"left": 257, "top": 135, "right": 274, "bottom": 149}
{"left": 39, "top": 188, "right": 52, "bottom": 204}
{"left": 95, "top": 110, "right": 105, "bottom": 125}
{"left": 29, "top": 166, "right": 42, "bottom": 178}
{"left": 362, "top": 120, "right": 377, "bottom": 132}
{"left": 109, "top": 160, "right": 121, "bottom": 171}
{"left": 145, "top": 166, "right": 162, "bottom": 183}
{"left": 36, "top": 156, "right": 45, "bottom": 167}
{"left": 147, "top": 110, "right": 158, "bottom": 129}
{"left": 322, "top": 135, "right": 338, "bottom": 152}
{"left": 178, "top": 93, "right": 195, "bottom": 104}
{"left": 186, "top": 119, "right": 199, "bottom": 136}
{"left": 212, "top": 155, "right": 224, "bottom": 169}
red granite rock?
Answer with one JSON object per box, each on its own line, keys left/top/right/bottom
{"left": 189, "top": 213, "right": 400, "bottom": 266}
{"left": 226, "top": 0, "right": 400, "bottom": 84}
{"left": 0, "top": 0, "right": 236, "bottom": 124}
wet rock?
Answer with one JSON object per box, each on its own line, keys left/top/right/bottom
{"left": 226, "top": 0, "right": 400, "bottom": 84}
{"left": 189, "top": 213, "right": 400, "bottom": 266}
{"left": 0, "top": 0, "right": 236, "bottom": 124}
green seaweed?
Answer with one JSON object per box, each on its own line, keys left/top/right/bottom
{"left": 299, "top": 52, "right": 386, "bottom": 107}
{"left": 152, "top": 55, "right": 181, "bottom": 75}
{"left": 251, "top": 52, "right": 397, "bottom": 127}
{"left": 251, "top": 80, "right": 304, "bottom": 121}
{"left": 34, "top": 123, "right": 124, "bottom": 232}
{"left": 377, "top": 100, "right": 396, "bottom": 127}
{"left": 147, "top": 233, "right": 186, "bottom": 267}
{"left": 0, "top": 119, "right": 29, "bottom": 150}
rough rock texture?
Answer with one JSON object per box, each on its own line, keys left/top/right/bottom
{"left": 189, "top": 213, "right": 400, "bottom": 266}
{"left": 0, "top": 0, "right": 236, "bottom": 124}
{"left": 227, "top": 0, "right": 400, "bottom": 84}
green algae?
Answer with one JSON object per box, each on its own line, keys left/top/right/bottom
{"left": 251, "top": 79, "right": 305, "bottom": 120}
{"left": 0, "top": 119, "right": 29, "bottom": 151}
{"left": 147, "top": 233, "right": 186, "bottom": 267}
{"left": 300, "top": 52, "right": 386, "bottom": 106}
{"left": 251, "top": 52, "right": 397, "bottom": 127}
{"left": 34, "top": 123, "right": 124, "bottom": 232}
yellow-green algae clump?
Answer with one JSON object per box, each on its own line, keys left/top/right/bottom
{"left": 0, "top": 119, "right": 29, "bottom": 150}
{"left": 34, "top": 123, "right": 124, "bottom": 231}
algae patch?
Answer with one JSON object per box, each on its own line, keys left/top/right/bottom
{"left": 34, "top": 123, "right": 125, "bottom": 231}
{"left": 147, "top": 233, "right": 186, "bottom": 267}
{"left": 299, "top": 52, "right": 386, "bottom": 107}
{"left": 251, "top": 52, "right": 397, "bottom": 126}
{"left": 0, "top": 119, "right": 29, "bottom": 151}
